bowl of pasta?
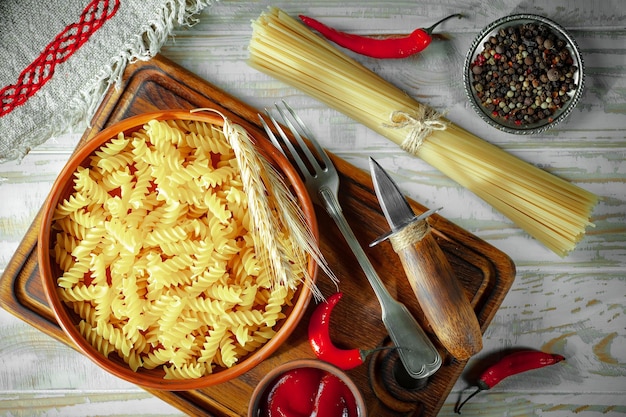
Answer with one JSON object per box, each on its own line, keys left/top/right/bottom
{"left": 38, "top": 109, "right": 320, "bottom": 390}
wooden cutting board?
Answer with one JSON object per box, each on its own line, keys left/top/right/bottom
{"left": 0, "top": 55, "right": 515, "bottom": 417}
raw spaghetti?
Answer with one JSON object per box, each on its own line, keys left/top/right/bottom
{"left": 248, "top": 7, "right": 598, "bottom": 257}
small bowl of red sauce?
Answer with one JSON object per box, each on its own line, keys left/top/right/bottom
{"left": 248, "top": 359, "right": 367, "bottom": 417}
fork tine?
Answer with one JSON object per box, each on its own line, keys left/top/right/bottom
{"left": 261, "top": 110, "right": 311, "bottom": 176}
{"left": 280, "top": 101, "right": 336, "bottom": 174}
{"left": 258, "top": 114, "right": 286, "bottom": 157}
{"left": 273, "top": 104, "right": 325, "bottom": 175}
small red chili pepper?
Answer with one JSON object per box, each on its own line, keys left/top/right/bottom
{"left": 309, "top": 292, "right": 393, "bottom": 371}
{"left": 308, "top": 292, "right": 365, "bottom": 370}
{"left": 455, "top": 350, "right": 566, "bottom": 414}
{"left": 299, "top": 14, "right": 463, "bottom": 59}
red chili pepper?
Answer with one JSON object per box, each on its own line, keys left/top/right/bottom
{"left": 455, "top": 350, "right": 565, "bottom": 414}
{"left": 299, "top": 14, "right": 462, "bottom": 59}
{"left": 309, "top": 292, "right": 395, "bottom": 370}
{"left": 308, "top": 292, "right": 366, "bottom": 370}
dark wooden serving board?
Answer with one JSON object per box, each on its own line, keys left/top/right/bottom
{"left": 0, "top": 55, "right": 515, "bottom": 417}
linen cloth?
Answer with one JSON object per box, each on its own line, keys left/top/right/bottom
{"left": 0, "top": 0, "right": 214, "bottom": 162}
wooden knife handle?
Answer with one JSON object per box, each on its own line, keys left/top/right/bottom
{"left": 391, "top": 222, "right": 483, "bottom": 360}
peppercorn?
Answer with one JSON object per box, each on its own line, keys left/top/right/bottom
{"left": 543, "top": 38, "right": 554, "bottom": 49}
{"left": 470, "top": 22, "right": 578, "bottom": 127}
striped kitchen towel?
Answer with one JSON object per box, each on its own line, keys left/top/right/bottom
{"left": 0, "top": 0, "right": 214, "bottom": 162}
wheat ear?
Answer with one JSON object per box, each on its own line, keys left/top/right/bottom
{"left": 204, "top": 111, "right": 330, "bottom": 300}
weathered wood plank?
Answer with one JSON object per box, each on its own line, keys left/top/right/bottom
{"left": 1, "top": 0, "right": 624, "bottom": 415}
{"left": 0, "top": 391, "right": 183, "bottom": 416}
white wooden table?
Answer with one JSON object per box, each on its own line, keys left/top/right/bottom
{"left": 1, "top": 1, "right": 624, "bottom": 416}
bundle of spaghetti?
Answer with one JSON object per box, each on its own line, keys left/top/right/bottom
{"left": 248, "top": 7, "right": 598, "bottom": 257}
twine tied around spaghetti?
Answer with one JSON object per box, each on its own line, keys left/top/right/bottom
{"left": 384, "top": 107, "right": 447, "bottom": 155}
{"left": 389, "top": 219, "right": 431, "bottom": 253}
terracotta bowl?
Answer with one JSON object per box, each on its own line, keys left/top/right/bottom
{"left": 38, "top": 110, "right": 318, "bottom": 390}
{"left": 247, "top": 359, "right": 367, "bottom": 417}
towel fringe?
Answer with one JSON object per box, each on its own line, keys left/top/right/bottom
{"left": 0, "top": 0, "right": 214, "bottom": 162}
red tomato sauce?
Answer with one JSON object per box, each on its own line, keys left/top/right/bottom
{"left": 258, "top": 366, "right": 359, "bottom": 417}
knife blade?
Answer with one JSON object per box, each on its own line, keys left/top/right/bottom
{"left": 369, "top": 157, "right": 483, "bottom": 360}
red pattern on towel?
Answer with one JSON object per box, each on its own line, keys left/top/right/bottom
{"left": 0, "top": 0, "right": 120, "bottom": 117}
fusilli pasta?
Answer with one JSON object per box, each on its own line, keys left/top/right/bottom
{"left": 50, "top": 118, "right": 308, "bottom": 379}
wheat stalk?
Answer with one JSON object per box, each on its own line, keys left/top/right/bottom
{"left": 211, "top": 112, "right": 331, "bottom": 300}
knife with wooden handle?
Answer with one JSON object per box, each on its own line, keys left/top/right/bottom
{"left": 369, "top": 157, "right": 483, "bottom": 360}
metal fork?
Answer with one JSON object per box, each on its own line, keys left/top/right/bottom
{"left": 259, "top": 102, "right": 441, "bottom": 379}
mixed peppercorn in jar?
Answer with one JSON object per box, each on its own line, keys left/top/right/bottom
{"left": 469, "top": 22, "right": 579, "bottom": 127}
